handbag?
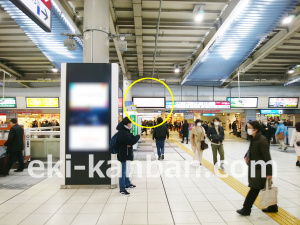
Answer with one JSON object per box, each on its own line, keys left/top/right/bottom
{"left": 296, "top": 141, "right": 300, "bottom": 147}
{"left": 277, "top": 132, "right": 284, "bottom": 140}
{"left": 201, "top": 139, "right": 208, "bottom": 150}
{"left": 259, "top": 179, "right": 278, "bottom": 208}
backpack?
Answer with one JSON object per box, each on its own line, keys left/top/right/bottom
{"left": 109, "top": 132, "right": 119, "bottom": 154}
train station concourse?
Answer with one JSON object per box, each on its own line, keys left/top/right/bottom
{"left": 0, "top": 0, "right": 300, "bottom": 225}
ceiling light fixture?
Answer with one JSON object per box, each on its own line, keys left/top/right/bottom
{"left": 193, "top": 4, "right": 205, "bottom": 22}
{"left": 282, "top": 14, "right": 296, "bottom": 24}
{"left": 52, "top": 67, "right": 58, "bottom": 73}
{"left": 174, "top": 64, "right": 180, "bottom": 73}
{"left": 288, "top": 69, "right": 294, "bottom": 74}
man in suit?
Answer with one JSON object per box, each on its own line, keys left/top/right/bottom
{"left": 4, "top": 118, "right": 24, "bottom": 175}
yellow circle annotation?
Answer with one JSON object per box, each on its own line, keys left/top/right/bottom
{"left": 123, "top": 77, "right": 174, "bottom": 129}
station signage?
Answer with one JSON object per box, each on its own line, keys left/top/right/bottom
{"left": 227, "top": 97, "right": 258, "bottom": 108}
{"left": 261, "top": 109, "right": 283, "bottom": 115}
{"left": 11, "top": 0, "right": 52, "bottom": 32}
{"left": 202, "top": 113, "right": 216, "bottom": 116}
{"left": 169, "top": 110, "right": 221, "bottom": 113}
{"left": 0, "top": 97, "right": 17, "bottom": 108}
{"left": 166, "top": 101, "right": 230, "bottom": 109}
{"left": 26, "top": 97, "right": 59, "bottom": 108}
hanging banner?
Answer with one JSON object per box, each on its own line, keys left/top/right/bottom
{"left": 11, "top": 0, "right": 52, "bottom": 32}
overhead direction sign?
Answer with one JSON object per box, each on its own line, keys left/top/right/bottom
{"left": 11, "top": 0, "right": 52, "bottom": 32}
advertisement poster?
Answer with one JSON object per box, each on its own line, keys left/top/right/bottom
{"left": 130, "top": 114, "right": 137, "bottom": 136}
{"left": 227, "top": 97, "right": 258, "bottom": 108}
{"left": 268, "top": 98, "right": 298, "bottom": 108}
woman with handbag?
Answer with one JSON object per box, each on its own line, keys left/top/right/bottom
{"left": 275, "top": 121, "right": 288, "bottom": 150}
{"left": 237, "top": 121, "right": 278, "bottom": 216}
{"left": 191, "top": 119, "right": 207, "bottom": 166}
{"left": 290, "top": 122, "right": 300, "bottom": 167}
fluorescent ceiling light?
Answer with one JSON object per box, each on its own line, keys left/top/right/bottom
{"left": 282, "top": 15, "right": 296, "bottom": 24}
{"left": 195, "top": 12, "right": 204, "bottom": 22}
{"left": 52, "top": 67, "right": 58, "bottom": 73}
{"left": 174, "top": 64, "right": 180, "bottom": 73}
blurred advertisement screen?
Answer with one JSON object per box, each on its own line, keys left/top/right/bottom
{"left": 227, "top": 97, "right": 258, "bottom": 108}
{"left": 69, "top": 83, "right": 109, "bottom": 151}
{"left": 133, "top": 97, "right": 165, "bottom": 108}
{"left": 268, "top": 97, "right": 299, "bottom": 108}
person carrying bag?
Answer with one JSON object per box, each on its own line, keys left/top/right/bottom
{"left": 237, "top": 121, "right": 278, "bottom": 216}
{"left": 259, "top": 179, "right": 278, "bottom": 208}
{"left": 191, "top": 119, "right": 207, "bottom": 166}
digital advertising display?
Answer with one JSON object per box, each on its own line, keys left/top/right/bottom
{"left": 133, "top": 97, "right": 165, "bottom": 108}
{"left": 26, "top": 97, "right": 59, "bottom": 108}
{"left": 64, "top": 63, "right": 112, "bottom": 185}
{"left": 227, "top": 97, "right": 258, "bottom": 108}
{"left": 0, "top": 97, "right": 17, "bottom": 108}
{"left": 268, "top": 97, "right": 299, "bottom": 108}
{"left": 166, "top": 101, "right": 230, "bottom": 109}
{"left": 69, "top": 83, "right": 109, "bottom": 151}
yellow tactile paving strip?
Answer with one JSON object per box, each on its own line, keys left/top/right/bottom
{"left": 170, "top": 138, "right": 300, "bottom": 225}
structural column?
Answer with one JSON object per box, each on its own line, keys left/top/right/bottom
{"left": 123, "top": 79, "right": 132, "bottom": 117}
{"left": 83, "top": 0, "right": 109, "bottom": 63}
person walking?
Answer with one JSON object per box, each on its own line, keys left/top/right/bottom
{"left": 116, "top": 117, "right": 140, "bottom": 196}
{"left": 271, "top": 122, "right": 277, "bottom": 144}
{"left": 153, "top": 117, "right": 169, "bottom": 160}
{"left": 237, "top": 121, "right": 278, "bottom": 216}
{"left": 191, "top": 119, "right": 206, "bottom": 166}
{"left": 4, "top": 118, "right": 24, "bottom": 175}
{"left": 262, "top": 119, "right": 272, "bottom": 145}
{"left": 290, "top": 122, "right": 300, "bottom": 167}
{"left": 207, "top": 117, "right": 225, "bottom": 170}
{"left": 275, "top": 121, "right": 288, "bottom": 150}
{"left": 181, "top": 120, "right": 189, "bottom": 144}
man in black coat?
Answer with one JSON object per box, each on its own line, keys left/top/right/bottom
{"left": 181, "top": 120, "right": 189, "bottom": 144}
{"left": 207, "top": 117, "right": 225, "bottom": 170}
{"left": 237, "top": 121, "right": 277, "bottom": 216}
{"left": 153, "top": 117, "right": 169, "bottom": 160}
{"left": 4, "top": 118, "right": 24, "bottom": 174}
{"left": 261, "top": 119, "right": 272, "bottom": 145}
{"left": 116, "top": 117, "right": 140, "bottom": 196}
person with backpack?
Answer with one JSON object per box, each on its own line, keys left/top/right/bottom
{"left": 153, "top": 117, "right": 169, "bottom": 160}
{"left": 275, "top": 121, "right": 288, "bottom": 151}
{"left": 116, "top": 117, "right": 140, "bottom": 196}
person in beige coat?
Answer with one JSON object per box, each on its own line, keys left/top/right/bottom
{"left": 191, "top": 119, "right": 206, "bottom": 166}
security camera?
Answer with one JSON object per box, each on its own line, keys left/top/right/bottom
{"left": 63, "top": 38, "right": 77, "bottom": 51}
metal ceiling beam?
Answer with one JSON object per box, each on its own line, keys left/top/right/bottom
{"left": 133, "top": 0, "right": 144, "bottom": 77}
{"left": 0, "top": 62, "right": 23, "bottom": 78}
{"left": 223, "top": 14, "right": 300, "bottom": 87}
{"left": 114, "top": 8, "right": 220, "bottom": 14}
{"left": 109, "top": 11, "right": 127, "bottom": 77}
{"left": 55, "top": 0, "right": 83, "bottom": 33}
{"left": 3, "top": 80, "right": 60, "bottom": 82}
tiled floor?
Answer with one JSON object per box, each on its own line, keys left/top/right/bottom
{"left": 0, "top": 131, "right": 299, "bottom": 224}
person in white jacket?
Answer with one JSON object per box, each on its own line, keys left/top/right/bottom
{"left": 290, "top": 122, "right": 300, "bottom": 167}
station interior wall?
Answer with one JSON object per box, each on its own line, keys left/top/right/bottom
{"left": 1, "top": 85, "right": 300, "bottom": 110}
